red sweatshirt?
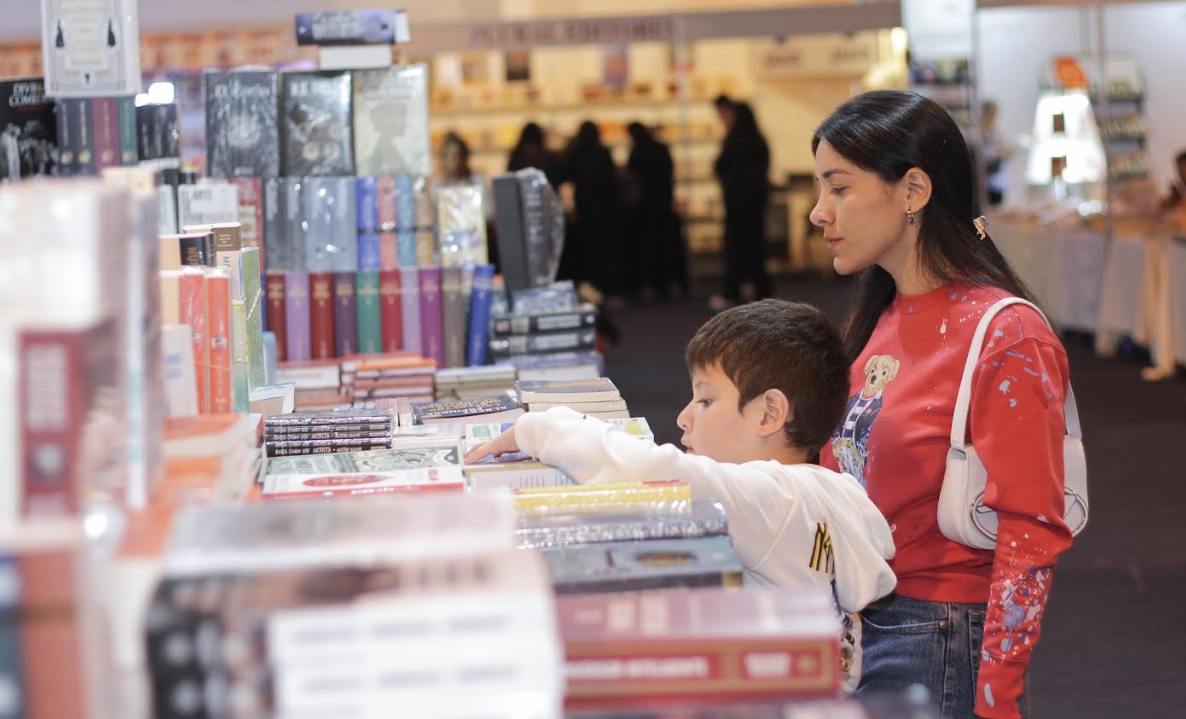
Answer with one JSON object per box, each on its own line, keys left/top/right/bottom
{"left": 821, "top": 283, "right": 1075, "bottom": 719}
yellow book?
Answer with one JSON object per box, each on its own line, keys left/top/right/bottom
{"left": 513, "top": 481, "right": 691, "bottom": 517}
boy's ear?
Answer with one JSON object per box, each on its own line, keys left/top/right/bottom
{"left": 756, "top": 389, "right": 791, "bottom": 438}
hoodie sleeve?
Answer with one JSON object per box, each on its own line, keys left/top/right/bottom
{"left": 515, "top": 407, "right": 896, "bottom": 612}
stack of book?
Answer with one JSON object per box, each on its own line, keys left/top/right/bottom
{"left": 498, "top": 349, "right": 605, "bottom": 382}
{"left": 434, "top": 365, "right": 517, "bottom": 400}
{"left": 263, "top": 408, "right": 395, "bottom": 458}
{"left": 163, "top": 413, "right": 264, "bottom": 503}
{"left": 341, "top": 353, "right": 436, "bottom": 405}
{"left": 517, "top": 377, "right": 629, "bottom": 419}
{"left": 488, "top": 283, "right": 599, "bottom": 361}
{"left": 147, "top": 497, "right": 564, "bottom": 719}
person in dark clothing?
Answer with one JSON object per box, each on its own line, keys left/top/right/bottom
{"left": 562, "top": 121, "right": 624, "bottom": 298}
{"left": 626, "top": 122, "right": 686, "bottom": 300}
{"left": 507, "top": 122, "right": 563, "bottom": 187}
{"left": 712, "top": 101, "right": 771, "bottom": 308}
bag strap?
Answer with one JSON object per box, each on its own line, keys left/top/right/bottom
{"left": 950, "top": 297, "right": 1082, "bottom": 451}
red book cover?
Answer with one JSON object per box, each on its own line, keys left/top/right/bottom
{"left": 91, "top": 96, "right": 121, "bottom": 171}
{"left": 178, "top": 268, "right": 209, "bottom": 413}
{"left": 378, "top": 268, "right": 403, "bottom": 353}
{"left": 17, "top": 546, "right": 88, "bottom": 719}
{"left": 377, "top": 174, "right": 397, "bottom": 231}
{"left": 308, "top": 271, "right": 336, "bottom": 360}
{"left": 205, "top": 271, "right": 233, "bottom": 414}
{"left": 266, "top": 270, "right": 288, "bottom": 362}
{"left": 18, "top": 320, "right": 117, "bottom": 519}
{"left": 378, "top": 231, "right": 398, "bottom": 270}
{"left": 557, "top": 587, "right": 840, "bottom": 709}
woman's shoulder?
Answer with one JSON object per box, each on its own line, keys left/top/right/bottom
{"left": 952, "top": 285, "right": 1064, "bottom": 352}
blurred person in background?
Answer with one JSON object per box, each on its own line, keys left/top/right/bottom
{"left": 714, "top": 94, "right": 736, "bottom": 133}
{"left": 980, "top": 100, "right": 1014, "bottom": 207}
{"left": 1160, "top": 149, "right": 1186, "bottom": 212}
{"left": 562, "top": 120, "right": 625, "bottom": 304}
{"left": 713, "top": 101, "right": 771, "bottom": 310}
{"left": 508, "top": 121, "right": 563, "bottom": 187}
{"left": 625, "top": 121, "right": 682, "bottom": 301}
{"left": 438, "top": 131, "right": 497, "bottom": 268}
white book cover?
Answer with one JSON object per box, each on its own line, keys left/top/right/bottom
{"left": 160, "top": 323, "right": 198, "bottom": 417}
{"left": 41, "top": 0, "right": 142, "bottom": 97}
{"left": 352, "top": 64, "right": 431, "bottom": 176}
{"left": 263, "top": 466, "right": 465, "bottom": 499}
{"left": 178, "top": 183, "right": 239, "bottom": 229}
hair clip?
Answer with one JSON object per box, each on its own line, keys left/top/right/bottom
{"left": 973, "top": 215, "right": 989, "bottom": 240}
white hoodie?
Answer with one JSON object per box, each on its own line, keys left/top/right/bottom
{"left": 514, "top": 407, "right": 898, "bottom": 692}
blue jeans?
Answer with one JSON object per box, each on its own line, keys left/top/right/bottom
{"left": 856, "top": 595, "right": 1029, "bottom": 718}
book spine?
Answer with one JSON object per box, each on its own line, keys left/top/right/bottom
{"left": 178, "top": 269, "right": 210, "bottom": 413}
{"left": 418, "top": 266, "right": 443, "bottom": 368}
{"left": 396, "top": 229, "right": 416, "bottom": 267}
{"left": 241, "top": 247, "right": 267, "bottom": 390}
{"left": 231, "top": 299, "right": 250, "bottom": 413}
{"left": 377, "top": 175, "right": 397, "bottom": 230}
{"left": 441, "top": 265, "right": 465, "bottom": 369}
{"left": 358, "top": 232, "right": 381, "bottom": 273}
{"left": 266, "top": 422, "right": 392, "bottom": 438}
{"left": 308, "top": 271, "right": 336, "bottom": 360}
{"left": 206, "top": 271, "right": 234, "bottom": 414}
{"left": 378, "top": 269, "right": 403, "bottom": 353}
{"left": 356, "top": 176, "right": 379, "bottom": 232}
{"left": 356, "top": 271, "right": 382, "bottom": 354}
{"left": 0, "top": 559, "right": 25, "bottom": 719}
{"left": 332, "top": 272, "right": 358, "bottom": 358}
{"left": 74, "top": 98, "right": 96, "bottom": 176}
{"left": 92, "top": 97, "right": 120, "bottom": 171}
{"left": 379, "top": 231, "right": 398, "bottom": 270}
{"left": 284, "top": 271, "right": 312, "bottom": 362}
{"left": 492, "top": 308, "right": 598, "bottom": 336}
{"left": 117, "top": 95, "right": 139, "bottom": 165}
{"left": 54, "top": 98, "right": 76, "bottom": 176}
{"left": 399, "top": 266, "right": 421, "bottom": 353}
{"left": 265, "top": 440, "right": 392, "bottom": 458}
{"left": 466, "top": 264, "right": 495, "bottom": 367}
{"left": 265, "top": 271, "right": 288, "bottom": 363}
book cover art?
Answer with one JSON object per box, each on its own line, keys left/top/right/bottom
{"left": 262, "top": 466, "right": 464, "bottom": 498}
{"left": 135, "top": 102, "right": 180, "bottom": 161}
{"left": 0, "top": 78, "right": 57, "bottom": 180}
{"left": 266, "top": 443, "right": 461, "bottom": 475}
{"left": 204, "top": 70, "right": 280, "bottom": 178}
{"left": 492, "top": 304, "right": 598, "bottom": 336}
{"left": 352, "top": 65, "right": 430, "bottom": 177}
{"left": 41, "top": 0, "right": 142, "bottom": 97}
{"left": 413, "top": 393, "right": 522, "bottom": 423}
{"left": 280, "top": 70, "right": 354, "bottom": 177}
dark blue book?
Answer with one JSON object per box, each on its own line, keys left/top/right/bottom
{"left": 294, "top": 10, "right": 410, "bottom": 46}
{"left": 467, "top": 264, "right": 496, "bottom": 367}
{"left": 356, "top": 176, "right": 380, "bottom": 232}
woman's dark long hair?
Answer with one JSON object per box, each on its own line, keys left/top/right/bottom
{"left": 812, "top": 90, "right": 1035, "bottom": 360}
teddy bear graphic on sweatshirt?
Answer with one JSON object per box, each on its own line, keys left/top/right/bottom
{"left": 832, "top": 354, "right": 899, "bottom": 487}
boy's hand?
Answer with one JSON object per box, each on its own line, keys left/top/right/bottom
{"left": 463, "top": 426, "right": 522, "bottom": 464}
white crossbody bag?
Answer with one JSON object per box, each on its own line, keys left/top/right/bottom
{"left": 938, "top": 297, "right": 1089, "bottom": 549}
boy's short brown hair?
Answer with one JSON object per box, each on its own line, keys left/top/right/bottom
{"left": 685, "top": 300, "right": 850, "bottom": 452}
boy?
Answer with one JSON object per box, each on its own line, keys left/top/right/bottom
{"left": 465, "top": 300, "right": 896, "bottom": 692}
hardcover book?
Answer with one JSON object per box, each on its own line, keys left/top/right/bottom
{"left": 419, "top": 265, "right": 444, "bottom": 368}
{"left": 466, "top": 263, "right": 496, "bottom": 367}
{"left": 489, "top": 328, "right": 598, "bottom": 358}
{"left": 280, "top": 70, "right": 354, "bottom": 176}
{"left": 332, "top": 271, "right": 358, "bottom": 357}
{"left": 91, "top": 97, "right": 120, "bottom": 171}
{"left": 356, "top": 271, "right": 382, "bottom": 354}
{"left": 412, "top": 393, "right": 522, "bottom": 425}
{"left": 441, "top": 265, "right": 466, "bottom": 369}
{"left": 544, "top": 536, "right": 744, "bottom": 595}
{"left": 135, "top": 102, "right": 180, "bottom": 161}
{"left": 378, "top": 268, "right": 403, "bottom": 353}
{"left": 352, "top": 65, "right": 431, "bottom": 177}
{"left": 492, "top": 304, "right": 598, "bottom": 336}
{"left": 265, "top": 271, "right": 288, "bottom": 363}
{"left": 399, "top": 266, "right": 421, "bottom": 353}
{"left": 308, "top": 271, "right": 336, "bottom": 360}
{"left": 204, "top": 70, "right": 280, "bottom": 178}
{"left": 516, "top": 500, "right": 728, "bottom": 549}
{"left": 41, "top": 0, "right": 142, "bottom": 97}
{"left": 516, "top": 377, "right": 620, "bottom": 404}
{"left": 284, "top": 271, "right": 312, "bottom": 362}
{"left": 558, "top": 586, "right": 840, "bottom": 708}
{"left": 0, "top": 78, "right": 57, "bottom": 180}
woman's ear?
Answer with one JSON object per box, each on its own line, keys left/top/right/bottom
{"left": 904, "top": 167, "right": 933, "bottom": 212}
{"left": 756, "top": 389, "right": 792, "bottom": 438}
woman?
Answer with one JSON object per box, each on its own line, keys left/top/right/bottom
{"left": 713, "top": 102, "right": 771, "bottom": 308}
{"left": 811, "top": 90, "right": 1074, "bottom": 719}
{"left": 562, "top": 121, "right": 623, "bottom": 297}
{"left": 626, "top": 122, "right": 684, "bottom": 300}
{"left": 507, "top": 122, "right": 562, "bottom": 188}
